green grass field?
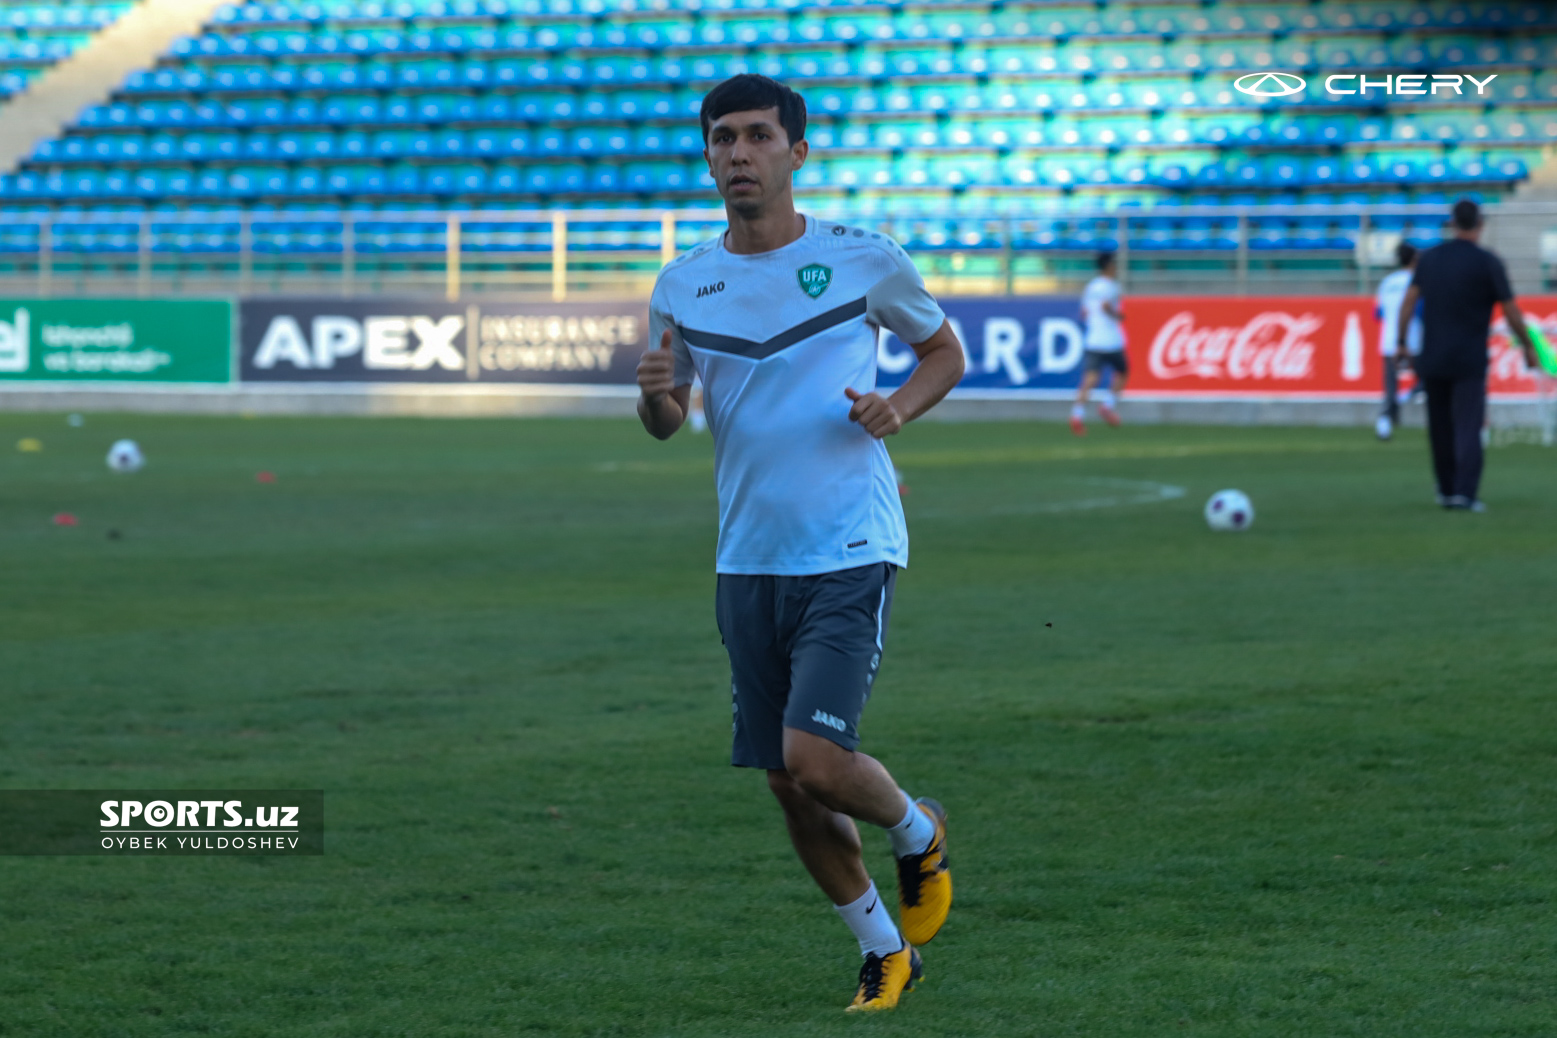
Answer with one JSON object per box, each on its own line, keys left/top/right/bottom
{"left": 2, "top": 413, "right": 1554, "bottom": 1038}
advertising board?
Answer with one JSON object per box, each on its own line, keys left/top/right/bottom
{"left": 875, "top": 296, "right": 1088, "bottom": 393}
{"left": 239, "top": 299, "right": 647, "bottom": 385}
{"left": 0, "top": 299, "right": 231, "bottom": 383}
{"left": 884, "top": 296, "right": 1554, "bottom": 399}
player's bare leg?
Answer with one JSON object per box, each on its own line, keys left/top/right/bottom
{"left": 1071, "top": 369, "right": 1099, "bottom": 435}
{"left": 780, "top": 728, "right": 952, "bottom": 949}
{"left": 767, "top": 768, "right": 872, "bottom": 904}
{"left": 1099, "top": 372, "right": 1126, "bottom": 427}
{"left": 769, "top": 763, "right": 919, "bottom": 1013}
{"left": 782, "top": 728, "right": 905, "bottom": 828}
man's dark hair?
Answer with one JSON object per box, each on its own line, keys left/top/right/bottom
{"left": 1451, "top": 198, "right": 1481, "bottom": 231}
{"left": 1096, "top": 251, "right": 1117, "bottom": 271}
{"left": 700, "top": 74, "right": 807, "bottom": 146}
{"left": 1396, "top": 242, "right": 1417, "bottom": 267}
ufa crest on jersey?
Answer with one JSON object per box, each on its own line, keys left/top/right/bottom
{"left": 797, "top": 263, "right": 832, "bottom": 299}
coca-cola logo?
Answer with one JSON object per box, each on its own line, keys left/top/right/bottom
{"left": 1488, "top": 315, "right": 1551, "bottom": 386}
{"left": 1149, "top": 311, "right": 1321, "bottom": 381}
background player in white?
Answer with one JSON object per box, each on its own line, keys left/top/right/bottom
{"left": 1374, "top": 242, "right": 1423, "bottom": 440}
{"left": 1070, "top": 251, "right": 1127, "bottom": 435}
{"left": 635, "top": 75, "right": 965, "bottom": 1013}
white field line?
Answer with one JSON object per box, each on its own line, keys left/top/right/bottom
{"left": 590, "top": 438, "right": 1375, "bottom": 477}
{"left": 892, "top": 440, "right": 1377, "bottom": 468}
{"left": 907, "top": 478, "right": 1187, "bottom": 520}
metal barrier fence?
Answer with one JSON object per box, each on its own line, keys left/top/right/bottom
{"left": 1, "top": 203, "right": 1552, "bottom": 299}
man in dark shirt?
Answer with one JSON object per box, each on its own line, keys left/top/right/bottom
{"left": 1397, "top": 200, "right": 1538, "bottom": 510}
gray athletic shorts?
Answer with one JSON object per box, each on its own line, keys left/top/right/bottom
{"left": 715, "top": 562, "right": 897, "bottom": 770}
{"left": 1083, "top": 349, "right": 1129, "bottom": 376}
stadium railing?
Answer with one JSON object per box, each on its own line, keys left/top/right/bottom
{"left": 2, "top": 202, "right": 1554, "bottom": 300}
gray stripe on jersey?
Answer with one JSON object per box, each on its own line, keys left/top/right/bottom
{"left": 679, "top": 296, "right": 868, "bottom": 360}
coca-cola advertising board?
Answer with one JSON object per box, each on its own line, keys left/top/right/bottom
{"left": 1127, "top": 296, "right": 1554, "bottom": 399}
{"left": 880, "top": 296, "right": 1554, "bottom": 398}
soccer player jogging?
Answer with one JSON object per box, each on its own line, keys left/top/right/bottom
{"left": 635, "top": 74, "right": 965, "bottom": 1012}
{"left": 1070, "top": 251, "right": 1127, "bottom": 435}
{"left": 1373, "top": 242, "right": 1423, "bottom": 441}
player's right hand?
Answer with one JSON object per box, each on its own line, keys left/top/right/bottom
{"left": 637, "top": 329, "right": 677, "bottom": 401}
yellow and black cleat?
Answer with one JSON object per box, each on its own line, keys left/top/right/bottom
{"left": 846, "top": 943, "right": 923, "bottom": 1012}
{"left": 896, "top": 797, "right": 952, "bottom": 946}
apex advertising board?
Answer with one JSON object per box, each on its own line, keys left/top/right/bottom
{"left": 239, "top": 299, "right": 648, "bottom": 384}
{"left": 0, "top": 299, "right": 231, "bottom": 383}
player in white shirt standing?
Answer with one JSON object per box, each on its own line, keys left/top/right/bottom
{"left": 1373, "top": 242, "right": 1423, "bottom": 441}
{"left": 1070, "top": 251, "right": 1127, "bottom": 436}
{"left": 635, "top": 75, "right": 965, "bottom": 1013}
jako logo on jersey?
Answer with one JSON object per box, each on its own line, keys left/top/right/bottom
{"left": 797, "top": 263, "right": 832, "bottom": 299}
{"left": 811, "top": 709, "right": 847, "bottom": 732}
{"left": 696, "top": 281, "right": 725, "bottom": 298}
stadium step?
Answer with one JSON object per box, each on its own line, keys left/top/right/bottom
{"left": 0, "top": 0, "right": 228, "bottom": 175}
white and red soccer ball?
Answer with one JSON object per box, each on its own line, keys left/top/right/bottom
{"left": 1204, "top": 489, "right": 1254, "bottom": 532}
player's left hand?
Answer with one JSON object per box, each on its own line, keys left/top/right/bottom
{"left": 844, "top": 387, "right": 903, "bottom": 438}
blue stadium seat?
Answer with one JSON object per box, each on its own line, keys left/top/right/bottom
{"left": 1247, "top": 217, "right": 1293, "bottom": 250}
{"left": 388, "top": 166, "right": 422, "bottom": 194}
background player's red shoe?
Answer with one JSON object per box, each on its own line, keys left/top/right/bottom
{"left": 1069, "top": 414, "right": 1086, "bottom": 436}
{"left": 1098, "top": 404, "right": 1122, "bottom": 427}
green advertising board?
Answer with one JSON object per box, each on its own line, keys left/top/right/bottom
{"left": 0, "top": 299, "right": 231, "bottom": 383}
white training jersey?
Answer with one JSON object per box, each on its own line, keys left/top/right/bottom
{"left": 1375, "top": 268, "right": 1423, "bottom": 357}
{"left": 649, "top": 215, "right": 946, "bottom": 576}
{"left": 1081, "top": 275, "right": 1125, "bottom": 350}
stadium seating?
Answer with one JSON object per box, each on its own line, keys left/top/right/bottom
{"left": 3, "top": 0, "right": 1557, "bottom": 258}
{"left": 0, "top": 1, "right": 131, "bottom": 99}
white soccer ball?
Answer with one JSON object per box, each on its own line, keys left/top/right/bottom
{"left": 1204, "top": 489, "right": 1254, "bottom": 532}
{"left": 106, "top": 439, "right": 145, "bottom": 473}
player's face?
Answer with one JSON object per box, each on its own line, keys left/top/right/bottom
{"left": 704, "top": 109, "right": 808, "bottom": 214}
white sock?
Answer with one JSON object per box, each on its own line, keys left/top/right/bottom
{"left": 1071, "top": 403, "right": 1086, "bottom": 420}
{"left": 1100, "top": 389, "right": 1117, "bottom": 409}
{"left": 834, "top": 881, "right": 903, "bottom": 958}
{"left": 885, "top": 790, "right": 935, "bottom": 858}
